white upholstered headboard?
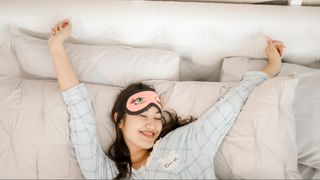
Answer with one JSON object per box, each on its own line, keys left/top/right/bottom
{"left": 0, "top": 0, "right": 319, "bottom": 81}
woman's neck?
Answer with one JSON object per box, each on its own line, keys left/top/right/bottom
{"left": 131, "top": 149, "right": 151, "bottom": 170}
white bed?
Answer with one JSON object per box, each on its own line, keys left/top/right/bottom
{"left": 0, "top": 0, "right": 319, "bottom": 179}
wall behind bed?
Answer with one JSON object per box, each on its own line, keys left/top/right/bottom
{"left": 0, "top": 0, "right": 319, "bottom": 81}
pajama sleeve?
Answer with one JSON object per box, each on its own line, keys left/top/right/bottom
{"left": 62, "top": 83, "right": 118, "bottom": 179}
{"left": 165, "top": 71, "right": 269, "bottom": 156}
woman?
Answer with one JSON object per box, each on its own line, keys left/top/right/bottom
{"left": 49, "top": 19, "right": 284, "bottom": 179}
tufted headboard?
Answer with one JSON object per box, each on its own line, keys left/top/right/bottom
{"left": 0, "top": 0, "right": 320, "bottom": 81}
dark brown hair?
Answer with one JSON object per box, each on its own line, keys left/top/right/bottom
{"left": 107, "top": 82, "right": 195, "bottom": 179}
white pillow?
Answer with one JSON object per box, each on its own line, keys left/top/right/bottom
{"left": 220, "top": 57, "right": 320, "bottom": 175}
{"left": 0, "top": 33, "right": 20, "bottom": 77}
{"left": 10, "top": 27, "right": 180, "bottom": 87}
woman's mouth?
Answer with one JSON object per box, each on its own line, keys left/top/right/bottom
{"left": 139, "top": 131, "right": 155, "bottom": 139}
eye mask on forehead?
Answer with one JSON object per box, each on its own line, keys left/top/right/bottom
{"left": 125, "top": 90, "right": 162, "bottom": 115}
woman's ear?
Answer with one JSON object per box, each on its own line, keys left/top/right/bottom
{"left": 113, "top": 112, "right": 124, "bottom": 129}
{"left": 113, "top": 112, "right": 119, "bottom": 122}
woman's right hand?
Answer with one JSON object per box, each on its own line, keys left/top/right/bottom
{"left": 48, "top": 19, "right": 72, "bottom": 48}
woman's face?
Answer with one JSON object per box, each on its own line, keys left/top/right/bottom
{"left": 120, "top": 106, "right": 162, "bottom": 151}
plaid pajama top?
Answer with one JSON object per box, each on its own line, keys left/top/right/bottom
{"left": 62, "top": 71, "right": 268, "bottom": 179}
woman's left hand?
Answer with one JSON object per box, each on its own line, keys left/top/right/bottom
{"left": 265, "top": 37, "right": 285, "bottom": 63}
{"left": 262, "top": 37, "right": 285, "bottom": 78}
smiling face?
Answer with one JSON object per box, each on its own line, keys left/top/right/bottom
{"left": 119, "top": 106, "right": 163, "bottom": 151}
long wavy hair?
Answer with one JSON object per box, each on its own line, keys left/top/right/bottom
{"left": 107, "top": 82, "right": 196, "bottom": 179}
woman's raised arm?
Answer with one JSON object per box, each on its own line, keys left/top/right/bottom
{"left": 48, "top": 19, "right": 79, "bottom": 91}
{"left": 49, "top": 20, "right": 118, "bottom": 178}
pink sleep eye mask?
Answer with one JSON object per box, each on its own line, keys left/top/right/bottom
{"left": 125, "top": 90, "right": 162, "bottom": 115}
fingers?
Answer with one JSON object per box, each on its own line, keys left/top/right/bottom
{"left": 50, "top": 19, "right": 70, "bottom": 36}
{"left": 278, "top": 45, "right": 284, "bottom": 57}
{"left": 54, "top": 26, "right": 59, "bottom": 33}
{"left": 266, "top": 37, "right": 286, "bottom": 57}
{"left": 63, "top": 19, "right": 70, "bottom": 27}
{"left": 50, "top": 25, "right": 59, "bottom": 37}
{"left": 60, "top": 19, "right": 70, "bottom": 29}
{"left": 266, "top": 37, "right": 285, "bottom": 47}
{"left": 58, "top": 19, "right": 68, "bottom": 29}
{"left": 50, "top": 26, "right": 59, "bottom": 36}
{"left": 56, "top": 20, "right": 67, "bottom": 30}
{"left": 266, "top": 40, "right": 277, "bottom": 52}
{"left": 273, "top": 40, "right": 285, "bottom": 57}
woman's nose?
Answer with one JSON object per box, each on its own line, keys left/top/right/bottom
{"left": 145, "top": 121, "right": 157, "bottom": 129}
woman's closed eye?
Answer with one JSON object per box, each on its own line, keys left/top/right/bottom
{"left": 140, "top": 114, "right": 162, "bottom": 120}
